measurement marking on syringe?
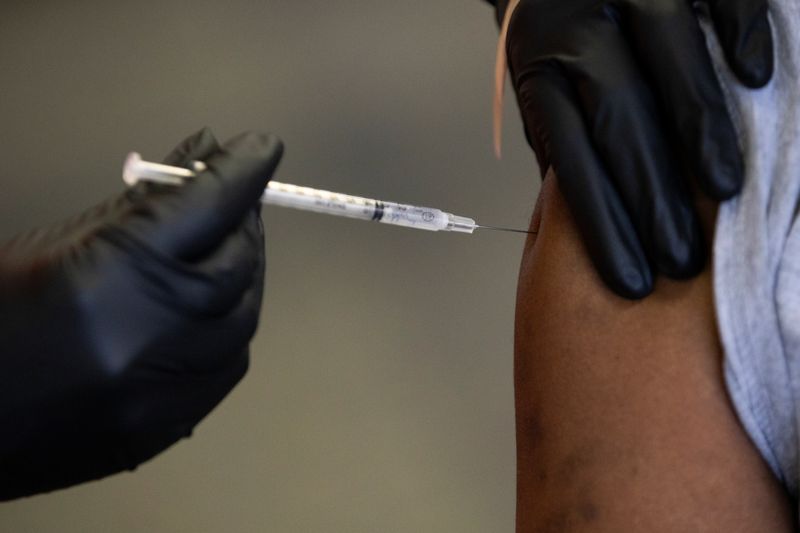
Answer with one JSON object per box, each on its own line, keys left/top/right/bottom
{"left": 313, "top": 199, "right": 348, "bottom": 212}
{"left": 373, "top": 202, "right": 385, "bottom": 221}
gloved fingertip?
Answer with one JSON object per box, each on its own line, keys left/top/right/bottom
{"left": 211, "top": 131, "right": 284, "bottom": 194}
{"left": 195, "top": 126, "right": 215, "bottom": 142}
{"left": 704, "top": 151, "right": 744, "bottom": 200}
{"left": 656, "top": 233, "right": 705, "bottom": 280}
{"left": 594, "top": 241, "right": 654, "bottom": 300}
{"left": 222, "top": 131, "right": 284, "bottom": 171}
{"left": 717, "top": 4, "right": 774, "bottom": 88}
{"left": 733, "top": 26, "right": 774, "bottom": 88}
{"left": 148, "top": 131, "right": 282, "bottom": 260}
{"left": 187, "top": 131, "right": 283, "bottom": 232}
{"left": 671, "top": 253, "right": 705, "bottom": 280}
{"left": 163, "top": 127, "right": 221, "bottom": 167}
{"left": 608, "top": 263, "right": 654, "bottom": 300}
{"left": 223, "top": 131, "right": 284, "bottom": 183}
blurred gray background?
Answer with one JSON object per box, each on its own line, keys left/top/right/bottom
{"left": 0, "top": 1, "right": 539, "bottom": 531}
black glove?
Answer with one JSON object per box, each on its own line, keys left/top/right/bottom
{"left": 484, "top": 0, "right": 511, "bottom": 26}
{"left": 499, "top": 0, "right": 773, "bottom": 298}
{"left": 0, "top": 128, "right": 282, "bottom": 500}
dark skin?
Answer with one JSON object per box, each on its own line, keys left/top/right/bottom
{"left": 513, "top": 173, "right": 795, "bottom": 532}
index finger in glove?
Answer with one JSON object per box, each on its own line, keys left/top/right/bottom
{"left": 625, "top": 2, "right": 745, "bottom": 199}
{"left": 564, "top": 18, "right": 705, "bottom": 279}
{"left": 706, "top": 0, "right": 773, "bottom": 88}
{"left": 520, "top": 69, "right": 654, "bottom": 298}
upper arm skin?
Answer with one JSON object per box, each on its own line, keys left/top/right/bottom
{"left": 514, "top": 174, "right": 794, "bottom": 532}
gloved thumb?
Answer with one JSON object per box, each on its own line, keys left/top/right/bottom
{"left": 142, "top": 131, "right": 283, "bottom": 261}
{"left": 162, "top": 127, "right": 221, "bottom": 168}
{"left": 706, "top": 0, "right": 774, "bottom": 88}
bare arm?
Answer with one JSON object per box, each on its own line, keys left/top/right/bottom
{"left": 513, "top": 173, "right": 794, "bottom": 532}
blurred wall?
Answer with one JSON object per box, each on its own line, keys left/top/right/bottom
{"left": 0, "top": 1, "right": 539, "bottom": 531}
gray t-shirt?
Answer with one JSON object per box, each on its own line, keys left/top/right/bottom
{"left": 709, "top": 0, "right": 800, "bottom": 503}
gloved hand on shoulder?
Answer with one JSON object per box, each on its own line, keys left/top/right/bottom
{"left": 491, "top": 0, "right": 772, "bottom": 298}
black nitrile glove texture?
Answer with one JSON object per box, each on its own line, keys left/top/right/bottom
{"left": 500, "top": 0, "right": 773, "bottom": 298}
{"left": 0, "top": 128, "right": 282, "bottom": 500}
{"left": 484, "top": 0, "right": 511, "bottom": 26}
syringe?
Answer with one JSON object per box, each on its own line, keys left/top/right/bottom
{"left": 123, "top": 153, "right": 532, "bottom": 235}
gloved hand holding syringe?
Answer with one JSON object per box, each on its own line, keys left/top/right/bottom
{"left": 123, "top": 153, "right": 533, "bottom": 235}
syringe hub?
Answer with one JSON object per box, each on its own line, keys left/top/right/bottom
{"left": 446, "top": 214, "right": 477, "bottom": 234}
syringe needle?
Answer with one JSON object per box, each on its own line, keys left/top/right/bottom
{"left": 476, "top": 224, "right": 537, "bottom": 235}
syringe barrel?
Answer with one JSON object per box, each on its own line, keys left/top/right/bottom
{"left": 123, "top": 153, "right": 470, "bottom": 233}
{"left": 263, "top": 182, "right": 449, "bottom": 231}
{"left": 378, "top": 203, "right": 449, "bottom": 231}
